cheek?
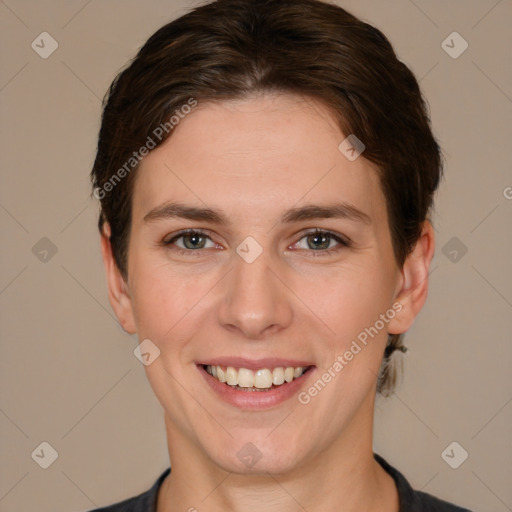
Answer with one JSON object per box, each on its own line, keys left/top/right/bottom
{"left": 302, "top": 261, "right": 395, "bottom": 339}
{"left": 128, "top": 253, "right": 192, "bottom": 340}
{"left": 128, "top": 250, "right": 222, "bottom": 365}
{"left": 299, "top": 260, "right": 396, "bottom": 398}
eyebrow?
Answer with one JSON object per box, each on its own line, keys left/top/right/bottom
{"left": 143, "top": 201, "right": 371, "bottom": 225}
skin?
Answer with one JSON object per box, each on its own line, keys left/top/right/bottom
{"left": 101, "top": 93, "right": 435, "bottom": 512}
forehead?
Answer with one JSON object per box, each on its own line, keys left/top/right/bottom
{"left": 132, "top": 93, "right": 386, "bottom": 225}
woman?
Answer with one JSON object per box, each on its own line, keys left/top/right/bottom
{"left": 90, "top": 0, "right": 472, "bottom": 510}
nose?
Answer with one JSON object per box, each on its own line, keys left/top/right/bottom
{"left": 216, "top": 249, "right": 293, "bottom": 340}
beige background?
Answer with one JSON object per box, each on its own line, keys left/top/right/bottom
{"left": 1, "top": 0, "right": 511, "bottom": 511}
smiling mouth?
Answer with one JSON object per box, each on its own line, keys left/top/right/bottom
{"left": 203, "top": 364, "right": 313, "bottom": 391}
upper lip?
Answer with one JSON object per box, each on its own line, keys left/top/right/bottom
{"left": 197, "top": 357, "right": 315, "bottom": 371}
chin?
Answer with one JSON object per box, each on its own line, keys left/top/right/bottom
{"left": 203, "top": 431, "right": 310, "bottom": 476}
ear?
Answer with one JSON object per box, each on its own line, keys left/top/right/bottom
{"left": 387, "top": 221, "right": 435, "bottom": 335}
{"left": 100, "top": 223, "right": 137, "bottom": 334}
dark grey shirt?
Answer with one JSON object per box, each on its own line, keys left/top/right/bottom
{"left": 87, "top": 454, "right": 472, "bottom": 511}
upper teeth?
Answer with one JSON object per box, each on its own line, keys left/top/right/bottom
{"left": 206, "top": 365, "right": 307, "bottom": 389}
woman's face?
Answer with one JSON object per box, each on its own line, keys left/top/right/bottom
{"left": 113, "top": 93, "right": 410, "bottom": 474}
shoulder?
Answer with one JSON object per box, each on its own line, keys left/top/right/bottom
{"left": 87, "top": 495, "right": 142, "bottom": 512}
{"left": 374, "top": 454, "right": 473, "bottom": 512}
{"left": 406, "top": 489, "right": 473, "bottom": 512}
{"left": 85, "top": 468, "right": 170, "bottom": 512}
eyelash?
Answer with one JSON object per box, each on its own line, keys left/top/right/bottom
{"left": 162, "top": 228, "right": 350, "bottom": 258}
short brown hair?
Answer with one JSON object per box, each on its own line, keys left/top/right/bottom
{"left": 91, "top": 0, "right": 443, "bottom": 394}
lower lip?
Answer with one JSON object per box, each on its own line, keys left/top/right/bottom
{"left": 197, "top": 365, "right": 315, "bottom": 410}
